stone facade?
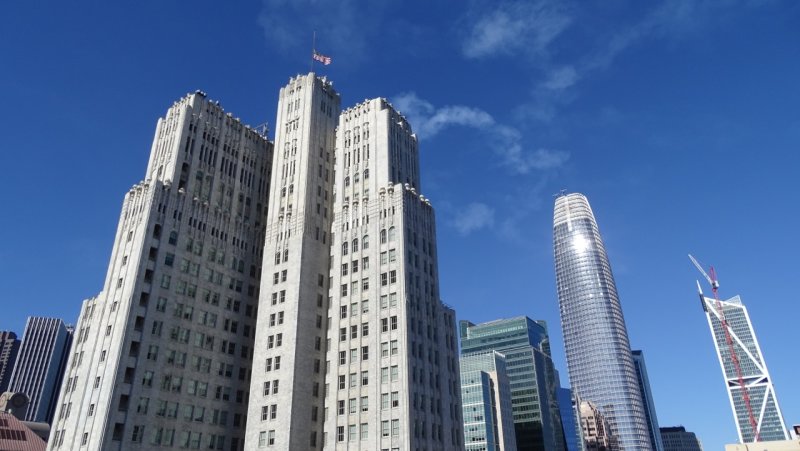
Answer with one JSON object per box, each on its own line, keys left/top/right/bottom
{"left": 48, "top": 92, "right": 273, "bottom": 450}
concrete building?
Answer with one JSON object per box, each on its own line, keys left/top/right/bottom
{"left": 659, "top": 426, "right": 703, "bottom": 451}
{"left": 460, "top": 317, "right": 564, "bottom": 451}
{"left": 726, "top": 440, "right": 800, "bottom": 451}
{"left": 321, "top": 97, "right": 462, "bottom": 450}
{"left": 580, "top": 401, "right": 612, "bottom": 451}
{"left": 631, "top": 350, "right": 664, "bottom": 451}
{"left": 7, "top": 318, "right": 72, "bottom": 424}
{"left": 48, "top": 92, "right": 273, "bottom": 450}
{"left": 0, "top": 331, "right": 20, "bottom": 393}
{"left": 460, "top": 351, "right": 517, "bottom": 451}
{"left": 244, "top": 73, "right": 339, "bottom": 450}
{"left": 698, "top": 290, "right": 789, "bottom": 442}
{"left": 553, "top": 193, "right": 652, "bottom": 450}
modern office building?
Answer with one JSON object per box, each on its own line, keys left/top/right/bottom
{"left": 7, "top": 317, "right": 72, "bottom": 423}
{"left": 580, "top": 401, "right": 612, "bottom": 451}
{"left": 631, "top": 350, "right": 664, "bottom": 451}
{"left": 558, "top": 387, "right": 584, "bottom": 451}
{"left": 0, "top": 331, "right": 20, "bottom": 393}
{"left": 244, "top": 72, "right": 339, "bottom": 451}
{"left": 48, "top": 92, "right": 273, "bottom": 450}
{"left": 461, "top": 317, "right": 564, "bottom": 451}
{"left": 698, "top": 292, "right": 789, "bottom": 442}
{"left": 460, "top": 351, "right": 517, "bottom": 451}
{"left": 553, "top": 192, "right": 652, "bottom": 450}
{"left": 659, "top": 426, "right": 703, "bottom": 451}
{"left": 321, "top": 97, "right": 462, "bottom": 450}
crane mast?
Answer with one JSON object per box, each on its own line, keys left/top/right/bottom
{"left": 688, "top": 254, "right": 760, "bottom": 442}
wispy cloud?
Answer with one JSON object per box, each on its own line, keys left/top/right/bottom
{"left": 461, "top": 0, "right": 572, "bottom": 59}
{"left": 393, "top": 92, "right": 569, "bottom": 174}
{"left": 453, "top": 202, "right": 495, "bottom": 236}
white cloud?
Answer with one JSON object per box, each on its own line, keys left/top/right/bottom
{"left": 453, "top": 203, "right": 495, "bottom": 235}
{"left": 461, "top": 0, "right": 572, "bottom": 59}
{"left": 392, "top": 92, "right": 569, "bottom": 174}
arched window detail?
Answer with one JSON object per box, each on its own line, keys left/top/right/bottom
{"left": 352, "top": 238, "right": 359, "bottom": 252}
{"left": 380, "top": 229, "right": 387, "bottom": 244}
{"left": 344, "top": 177, "right": 350, "bottom": 187}
{"left": 363, "top": 169, "right": 369, "bottom": 180}
{"left": 342, "top": 241, "right": 349, "bottom": 255}
{"left": 388, "top": 227, "right": 396, "bottom": 242}
{"left": 362, "top": 235, "right": 369, "bottom": 249}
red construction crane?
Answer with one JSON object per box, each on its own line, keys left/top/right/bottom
{"left": 689, "top": 254, "right": 760, "bottom": 441}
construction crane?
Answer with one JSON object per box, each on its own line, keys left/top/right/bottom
{"left": 689, "top": 254, "right": 760, "bottom": 442}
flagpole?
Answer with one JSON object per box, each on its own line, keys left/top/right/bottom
{"left": 310, "top": 30, "right": 316, "bottom": 73}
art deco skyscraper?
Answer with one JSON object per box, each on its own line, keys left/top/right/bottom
{"left": 49, "top": 92, "right": 273, "bottom": 450}
{"left": 553, "top": 193, "right": 651, "bottom": 450}
{"left": 698, "top": 292, "right": 789, "bottom": 442}
{"left": 245, "top": 73, "right": 340, "bottom": 449}
{"left": 322, "top": 98, "right": 462, "bottom": 450}
{"left": 7, "top": 317, "right": 73, "bottom": 423}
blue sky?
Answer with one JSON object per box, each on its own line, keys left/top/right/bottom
{"left": 1, "top": 1, "right": 798, "bottom": 448}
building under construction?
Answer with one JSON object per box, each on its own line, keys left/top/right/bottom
{"left": 690, "top": 255, "right": 789, "bottom": 443}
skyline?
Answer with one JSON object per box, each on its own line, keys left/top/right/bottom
{"left": 2, "top": 1, "right": 799, "bottom": 449}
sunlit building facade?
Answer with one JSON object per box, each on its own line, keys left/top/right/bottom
{"left": 553, "top": 193, "right": 651, "bottom": 450}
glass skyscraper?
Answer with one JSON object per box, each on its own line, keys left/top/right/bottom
{"left": 461, "top": 317, "right": 564, "bottom": 451}
{"left": 699, "top": 293, "right": 789, "bottom": 442}
{"left": 460, "top": 351, "right": 517, "bottom": 451}
{"left": 553, "top": 193, "right": 651, "bottom": 450}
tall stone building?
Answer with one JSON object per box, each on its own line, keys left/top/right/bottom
{"left": 321, "top": 98, "right": 461, "bottom": 450}
{"left": 48, "top": 92, "right": 273, "bottom": 450}
{"left": 245, "top": 73, "right": 340, "bottom": 450}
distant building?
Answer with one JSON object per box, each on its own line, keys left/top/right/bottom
{"left": 632, "top": 350, "right": 665, "bottom": 451}
{"left": 660, "top": 426, "right": 703, "bottom": 451}
{"left": 460, "top": 351, "right": 517, "bottom": 451}
{"left": 7, "top": 317, "right": 72, "bottom": 423}
{"left": 553, "top": 193, "right": 652, "bottom": 450}
{"left": 461, "top": 317, "right": 565, "bottom": 451}
{"left": 698, "top": 290, "right": 789, "bottom": 442}
{"left": 557, "top": 387, "right": 584, "bottom": 451}
{"left": 580, "top": 401, "right": 613, "bottom": 451}
{"left": 0, "top": 331, "right": 20, "bottom": 393}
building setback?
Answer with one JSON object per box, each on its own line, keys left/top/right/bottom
{"left": 460, "top": 351, "right": 517, "bottom": 451}
{"left": 7, "top": 318, "right": 72, "bottom": 424}
{"left": 460, "top": 317, "right": 564, "bottom": 451}
{"left": 48, "top": 92, "right": 273, "bottom": 450}
{"left": 631, "top": 350, "right": 664, "bottom": 451}
{"left": 0, "top": 331, "right": 21, "bottom": 393}
{"left": 553, "top": 193, "right": 652, "bottom": 450}
{"left": 322, "top": 97, "right": 462, "bottom": 450}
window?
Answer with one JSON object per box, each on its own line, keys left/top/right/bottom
{"left": 381, "top": 273, "right": 388, "bottom": 286}
{"left": 381, "top": 421, "right": 389, "bottom": 437}
{"left": 391, "top": 316, "right": 398, "bottom": 330}
{"left": 361, "top": 371, "right": 369, "bottom": 386}
{"left": 380, "top": 229, "right": 387, "bottom": 244}
{"left": 337, "top": 426, "right": 345, "bottom": 442}
{"left": 349, "top": 424, "right": 357, "bottom": 442}
{"left": 391, "top": 391, "right": 399, "bottom": 408}
{"left": 349, "top": 398, "right": 357, "bottom": 414}
{"left": 388, "top": 227, "right": 396, "bottom": 242}
{"left": 352, "top": 238, "right": 359, "bottom": 252}
{"left": 339, "top": 351, "right": 347, "bottom": 365}
{"left": 340, "top": 328, "right": 347, "bottom": 341}
{"left": 362, "top": 278, "right": 369, "bottom": 291}
{"left": 342, "top": 242, "right": 348, "bottom": 255}
{"left": 362, "top": 235, "right": 369, "bottom": 249}
{"left": 362, "top": 323, "right": 369, "bottom": 336}
{"left": 341, "top": 263, "right": 348, "bottom": 276}
{"left": 390, "top": 340, "right": 398, "bottom": 355}
{"left": 362, "top": 346, "right": 369, "bottom": 360}
{"left": 362, "top": 257, "right": 369, "bottom": 270}
{"left": 350, "top": 325, "right": 358, "bottom": 339}
{"left": 391, "top": 419, "right": 399, "bottom": 436}
{"left": 341, "top": 284, "right": 348, "bottom": 296}
{"left": 389, "top": 270, "right": 397, "bottom": 284}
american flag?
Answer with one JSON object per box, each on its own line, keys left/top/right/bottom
{"left": 312, "top": 51, "right": 332, "bottom": 65}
